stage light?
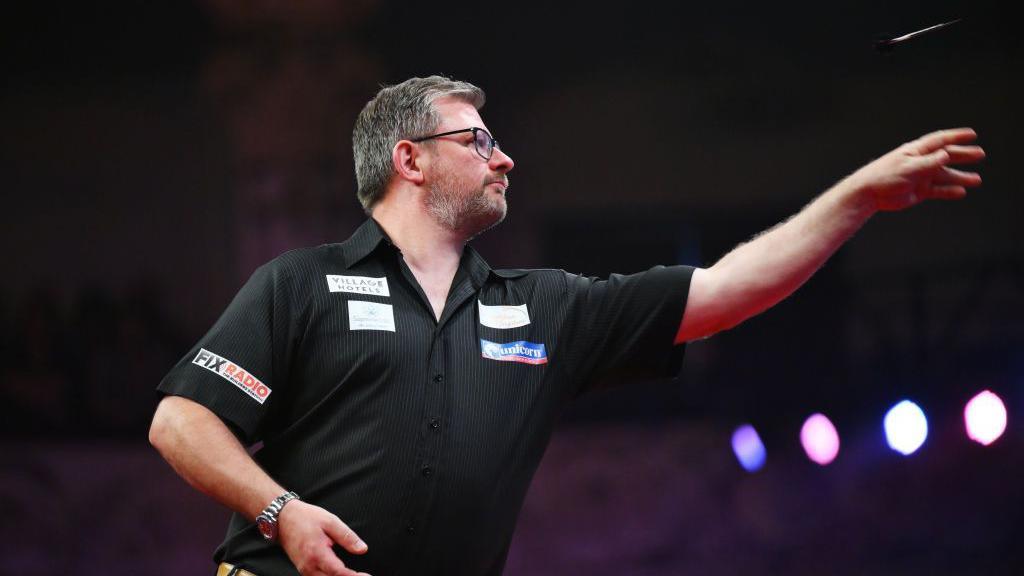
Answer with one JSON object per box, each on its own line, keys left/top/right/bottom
{"left": 731, "top": 424, "right": 767, "bottom": 472}
{"left": 884, "top": 400, "right": 928, "bottom": 455}
{"left": 800, "top": 413, "right": 840, "bottom": 465}
{"left": 964, "top": 390, "right": 1007, "bottom": 446}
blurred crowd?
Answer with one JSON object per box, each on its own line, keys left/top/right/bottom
{"left": 0, "top": 283, "right": 186, "bottom": 437}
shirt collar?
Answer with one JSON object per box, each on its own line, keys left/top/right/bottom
{"left": 341, "top": 218, "right": 395, "bottom": 269}
{"left": 461, "top": 243, "right": 494, "bottom": 289}
{"left": 342, "top": 219, "right": 499, "bottom": 288}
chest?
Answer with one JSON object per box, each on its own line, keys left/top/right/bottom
{"left": 287, "top": 266, "right": 569, "bottom": 427}
{"left": 415, "top": 273, "right": 454, "bottom": 321}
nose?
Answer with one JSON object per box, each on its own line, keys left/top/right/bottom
{"left": 489, "top": 147, "right": 514, "bottom": 173}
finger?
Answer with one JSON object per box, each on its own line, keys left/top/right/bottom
{"left": 314, "top": 553, "right": 364, "bottom": 576}
{"left": 910, "top": 128, "right": 977, "bottom": 154}
{"left": 935, "top": 166, "right": 982, "bottom": 187}
{"left": 906, "top": 148, "right": 950, "bottom": 174}
{"left": 323, "top": 516, "right": 368, "bottom": 555}
{"left": 927, "top": 184, "right": 968, "bottom": 200}
{"left": 943, "top": 144, "right": 985, "bottom": 164}
{"left": 314, "top": 566, "right": 364, "bottom": 576}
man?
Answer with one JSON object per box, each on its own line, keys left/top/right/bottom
{"left": 149, "top": 76, "right": 984, "bottom": 576}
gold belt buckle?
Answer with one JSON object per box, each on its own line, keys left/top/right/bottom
{"left": 217, "top": 562, "right": 259, "bottom": 576}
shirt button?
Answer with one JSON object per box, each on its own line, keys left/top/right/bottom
{"left": 433, "top": 374, "right": 444, "bottom": 383}
{"left": 421, "top": 466, "right": 433, "bottom": 477}
{"left": 429, "top": 418, "right": 440, "bottom": 430}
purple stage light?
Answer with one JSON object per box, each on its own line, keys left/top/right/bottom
{"left": 731, "top": 424, "right": 767, "bottom": 472}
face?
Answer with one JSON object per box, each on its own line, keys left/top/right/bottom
{"left": 421, "top": 97, "right": 515, "bottom": 238}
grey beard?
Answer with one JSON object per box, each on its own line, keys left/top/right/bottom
{"left": 426, "top": 182, "right": 506, "bottom": 239}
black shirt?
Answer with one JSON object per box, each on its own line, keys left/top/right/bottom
{"left": 158, "top": 219, "right": 694, "bottom": 576}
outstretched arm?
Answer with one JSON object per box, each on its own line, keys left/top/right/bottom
{"left": 675, "top": 128, "right": 984, "bottom": 343}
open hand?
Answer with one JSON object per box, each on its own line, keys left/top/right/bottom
{"left": 847, "top": 128, "right": 985, "bottom": 212}
{"left": 277, "top": 500, "right": 371, "bottom": 576}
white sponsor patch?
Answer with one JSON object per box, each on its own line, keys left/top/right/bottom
{"left": 348, "top": 300, "right": 395, "bottom": 332}
{"left": 478, "top": 301, "right": 531, "bottom": 329}
{"left": 191, "top": 348, "right": 271, "bottom": 404}
{"left": 326, "top": 275, "right": 390, "bottom": 297}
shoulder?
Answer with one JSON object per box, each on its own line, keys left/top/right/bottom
{"left": 491, "top": 267, "right": 571, "bottom": 285}
{"left": 480, "top": 268, "right": 577, "bottom": 300}
{"left": 238, "top": 245, "right": 346, "bottom": 295}
{"left": 261, "top": 244, "right": 345, "bottom": 276}
{"left": 490, "top": 267, "right": 562, "bottom": 279}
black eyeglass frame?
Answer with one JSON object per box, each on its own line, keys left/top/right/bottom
{"left": 410, "top": 127, "right": 499, "bottom": 161}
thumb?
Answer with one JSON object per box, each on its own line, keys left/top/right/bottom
{"left": 324, "top": 516, "right": 369, "bottom": 555}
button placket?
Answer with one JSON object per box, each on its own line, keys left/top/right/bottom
{"left": 417, "top": 331, "right": 445, "bottom": 487}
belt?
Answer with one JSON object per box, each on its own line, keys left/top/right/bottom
{"left": 217, "top": 562, "right": 260, "bottom": 576}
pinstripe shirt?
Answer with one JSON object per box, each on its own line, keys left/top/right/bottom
{"left": 158, "top": 218, "right": 694, "bottom": 576}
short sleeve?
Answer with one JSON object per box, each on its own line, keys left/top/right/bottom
{"left": 558, "top": 265, "right": 694, "bottom": 395}
{"left": 157, "top": 260, "right": 295, "bottom": 443}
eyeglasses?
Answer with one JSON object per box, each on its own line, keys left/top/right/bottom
{"left": 410, "top": 127, "right": 499, "bottom": 161}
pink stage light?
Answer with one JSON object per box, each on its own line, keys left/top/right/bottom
{"left": 964, "top": 390, "right": 1007, "bottom": 446}
{"left": 800, "top": 413, "right": 840, "bottom": 466}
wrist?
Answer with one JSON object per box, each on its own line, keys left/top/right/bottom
{"left": 255, "top": 491, "right": 300, "bottom": 542}
{"left": 832, "top": 175, "right": 878, "bottom": 220}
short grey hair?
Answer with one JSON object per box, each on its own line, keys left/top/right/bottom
{"left": 353, "top": 75, "right": 486, "bottom": 212}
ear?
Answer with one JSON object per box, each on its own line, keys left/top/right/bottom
{"left": 392, "top": 140, "right": 426, "bottom": 186}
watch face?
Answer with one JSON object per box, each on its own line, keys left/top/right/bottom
{"left": 257, "top": 516, "right": 277, "bottom": 540}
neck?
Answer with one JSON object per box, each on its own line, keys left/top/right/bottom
{"left": 370, "top": 197, "right": 465, "bottom": 275}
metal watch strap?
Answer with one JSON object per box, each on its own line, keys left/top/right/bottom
{"left": 257, "top": 491, "right": 299, "bottom": 541}
{"left": 262, "top": 491, "right": 299, "bottom": 520}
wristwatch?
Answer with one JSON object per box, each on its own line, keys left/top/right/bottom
{"left": 255, "top": 491, "right": 300, "bottom": 541}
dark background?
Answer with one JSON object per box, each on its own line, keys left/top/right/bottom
{"left": 2, "top": 1, "right": 1021, "bottom": 574}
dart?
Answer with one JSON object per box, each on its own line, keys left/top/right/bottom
{"left": 876, "top": 18, "right": 962, "bottom": 51}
